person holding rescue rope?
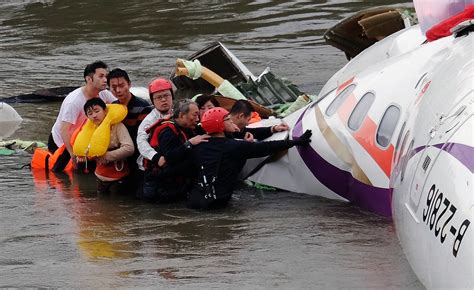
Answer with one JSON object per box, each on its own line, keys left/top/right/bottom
{"left": 142, "top": 99, "right": 209, "bottom": 203}
{"left": 187, "top": 107, "right": 312, "bottom": 210}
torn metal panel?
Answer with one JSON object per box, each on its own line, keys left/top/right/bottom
{"left": 171, "top": 42, "right": 303, "bottom": 107}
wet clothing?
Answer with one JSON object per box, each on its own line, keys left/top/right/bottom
{"left": 136, "top": 108, "right": 169, "bottom": 170}
{"left": 47, "top": 133, "right": 72, "bottom": 172}
{"left": 47, "top": 133, "right": 94, "bottom": 173}
{"left": 113, "top": 94, "right": 152, "bottom": 172}
{"left": 93, "top": 123, "right": 134, "bottom": 195}
{"left": 229, "top": 126, "right": 273, "bottom": 141}
{"left": 187, "top": 137, "right": 295, "bottom": 209}
{"left": 96, "top": 176, "right": 129, "bottom": 195}
{"left": 194, "top": 124, "right": 206, "bottom": 135}
{"left": 141, "top": 122, "right": 196, "bottom": 203}
{"left": 51, "top": 88, "right": 116, "bottom": 148}
{"left": 198, "top": 123, "right": 273, "bottom": 140}
{"left": 94, "top": 122, "right": 134, "bottom": 182}
{"left": 135, "top": 108, "right": 169, "bottom": 198}
{"left": 48, "top": 87, "right": 116, "bottom": 172}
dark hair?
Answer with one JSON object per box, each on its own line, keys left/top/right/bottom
{"left": 107, "top": 68, "right": 130, "bottom": 85}
{"left": 172, "top": 99, "right": 197, "bottom": 119}
{"left": 230, "top": 99, "right": 254, "bottom": 117}
{"left": 83, "top": 61, "right": 108, "bottom": 80}
{"left": 195, "top": 94, "right": 220, "bottom": 109}
{"left": 83, "top": 98, "right": 106, "bottom": 114}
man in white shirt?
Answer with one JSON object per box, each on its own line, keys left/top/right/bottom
{"left": 136, "top": 78, "right": 174, "bottom": 170}
{"left": 48, "top": 60, "right": 117, "bottom": 172}
{"left": 135, "top": 78, "right": 173, "bottom": 199}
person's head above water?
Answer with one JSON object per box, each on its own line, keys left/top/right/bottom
{"left": 195, "top": 94, "right": 220, "bottom": 117}
{"left": 172, "top": 99, "right": 200, "bottom": 130}
{"left": 229, "top": 99, "right": 254, "bottom": 130}
{"left": 148, "top": 78, "right": 173, "bottom": 114}
{"left": 201, "top": 107, "right": 239, "bottom": 135}
{"left": 83, "top": 61, "right": 109, "bottom": 92}
{"left": 84, "top": 98, "right": 107, "bottom": 126}
{"left": 107, "top": 68, "right": 132, "bottom": 105}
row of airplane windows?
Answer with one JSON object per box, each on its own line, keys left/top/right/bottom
{"left": 324, "top": 84, "right": 401, "bottom": 148}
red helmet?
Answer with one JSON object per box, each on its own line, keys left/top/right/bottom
{"left": 201, "top": 107, "right": 229, "bottom": 134}
{"left": 148, "top": 78, "right": 173, "bottom": 97}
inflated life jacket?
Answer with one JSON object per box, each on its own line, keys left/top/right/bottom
{"left": 143, "top": 118, "right": 188, "bottom": 170}
{"left": 73, "top": 104, "right": 127, "bottom": 157}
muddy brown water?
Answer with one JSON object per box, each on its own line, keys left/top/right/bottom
{"left": 0, "top": 0, "right": 422, "bottom": 288}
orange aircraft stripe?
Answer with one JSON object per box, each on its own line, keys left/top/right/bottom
{"left": 353, "top": 117, "right": 394, "bottom": 176}
{"left": 337, "top": 93, "right": 357, "bottom": 123}
{"left": 333, "top": 76, "right": 394, "bottom": 177}
{"left": 336, "top": 77, "right": 355, "bottom": 94}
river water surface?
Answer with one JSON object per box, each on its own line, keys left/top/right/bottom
{"left": 0, "top": 0, "right": 422, "bottom": 288}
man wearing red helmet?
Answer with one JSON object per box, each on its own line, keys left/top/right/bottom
{"left": 142, "top": 99, "right": 209, "bottom": 202}
{"left": 187, "top": 107, "right": 312, "bottom": 210}
{"left": 135, "top": 77, "right": 174, "bottom": 197}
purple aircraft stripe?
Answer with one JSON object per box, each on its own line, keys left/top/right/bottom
{"left": 292, "top": 108, "right": 392, "bottom": 217}
{"left": 414, "top": 143, "right": 474, "bottom": 173}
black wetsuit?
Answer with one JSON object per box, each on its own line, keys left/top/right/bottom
{"left": 142, "top": 123, "right": 195, "bottom": 203}
{"left": 229, "top": 126, "right": 273, "bottom": 140}
{"left": 187, "top": 137, "right": 295, "bottom": 209}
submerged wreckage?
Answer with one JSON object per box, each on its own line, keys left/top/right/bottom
{"left": 1, "top": 4, "right": 472, "bottom": 287}
{"left": 168, "top": 4, "right": 474, "bottom": 288}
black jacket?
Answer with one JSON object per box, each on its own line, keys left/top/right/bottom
{"left": 190, "top": 137, "right": 294, "bottom": 203}
{"left": 156, "top": 124, "right": 195, "bottom": 178}
{"left": 113, "top": 94, "right": 152, "bottom": 170}
{"left": 229, "top": 126, "right": 273, "bottom": 140}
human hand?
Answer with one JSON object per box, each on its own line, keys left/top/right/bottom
{"left": 244, "top": 132, "right": 254, "bottom": 142}
{"left": 96, "top": 156, "right": 109, "bottom": 165}
{"left": 151, "top": 154, "right": 166, "bottom": 168}
{"left": 272, "top": 123, "right": 289, "bottom": 133}
{"left": 75, "top": 156, "right": 87, "bottom": 163}
{"left": 292, "top": 129, "right": 312, "bottom": 146}
{"left": 157, "top": 156, "right": 166, "bottom": 167}
{"left": 189, "top": 134, "right": 210, "bottom": 145}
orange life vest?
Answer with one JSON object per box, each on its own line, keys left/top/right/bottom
{"left": 249, "top": 111, "right": 262, "bottom": 124}
{"left": 31, "top": 126, "right": 82, "bottom": 171}
{"left": 95, "top": 160, "right": 129, "bottom": 180}
{"left": 143, "top": 119, "right": 188, "bottom": 170}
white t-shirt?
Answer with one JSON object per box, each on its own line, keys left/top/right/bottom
{"left": 51, "top": 87, "right": 116, "bottom": 147}
{"left": 136, "top": 108, "right": 168, "bottom": 171}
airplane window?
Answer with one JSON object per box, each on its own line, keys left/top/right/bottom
{"left": 325, "top": 84, "right": 356, "bottom": 116}
{"left": 377, "top": 105, "right": 401, "bottom": 147}
{"left": 310, "top": 87, "right": 336, "bottom": 108}
{"left": 348, "top": 92, "right": 375, "bottom": 130}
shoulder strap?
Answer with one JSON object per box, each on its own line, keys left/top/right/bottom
{"left": 148, "top": 120, "right": 188, "bottom": 149}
